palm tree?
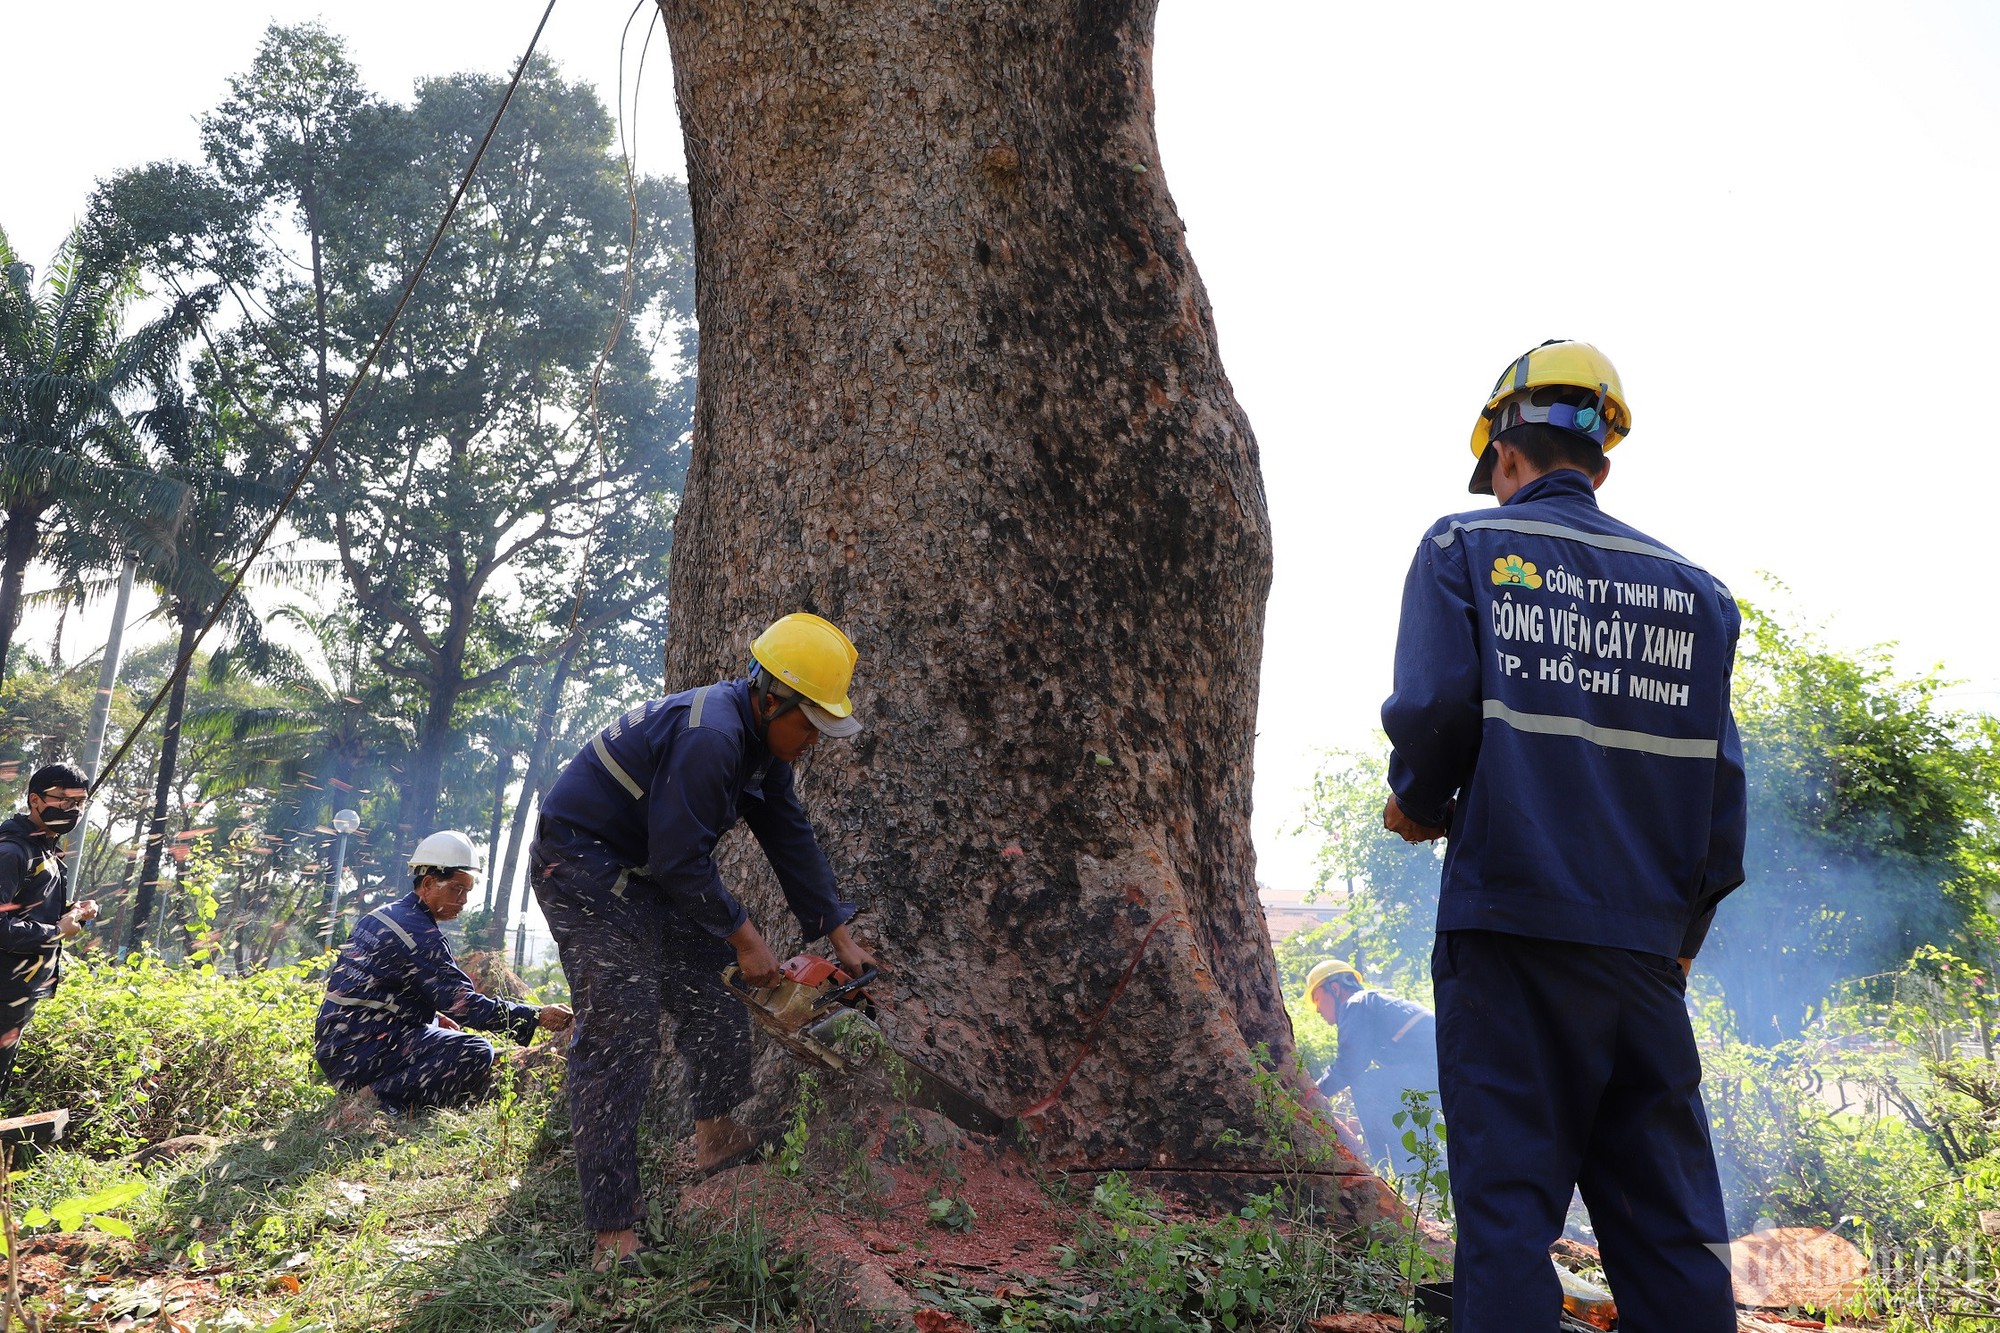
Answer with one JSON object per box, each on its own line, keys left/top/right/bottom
{"left": 191, "top": 604, "right": 411, "bottom": 836}
{"left": 0, "top": 225, "right": 194, "bottom": 681}
{"left": 119, "top": 377, "right": 300, "bottom": 948}
{"left": 189, "top": 603, "right": 410, "bottom": 958}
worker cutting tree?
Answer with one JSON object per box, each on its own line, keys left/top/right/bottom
{"left": 1380, "top": 341, "right": 1746, "bottom": 1331}
{"left": 315, "top": 831, "right": 573, "bottom": 1125}
{"left": 530, "top": 612, "right": 881, "bottom": 1272}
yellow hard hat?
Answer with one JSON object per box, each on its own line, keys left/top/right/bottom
{"left": 1305, "top": 959, "right": 1364, "bottom": 1000}
{"left": 1468, "top": 340, "right": 1632, "bottom": 494}
{"left": 751, "top": 613, "right": 859, "bottom": 732}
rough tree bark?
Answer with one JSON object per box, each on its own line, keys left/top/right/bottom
{"left": 655, "top": 0, "right": 1351, "bottom": 1190}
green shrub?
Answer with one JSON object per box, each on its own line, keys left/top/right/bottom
{"left": 16, "top": 954, "right": 328, "bottom": 1154}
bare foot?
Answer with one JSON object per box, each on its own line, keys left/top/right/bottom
{"left": 323, "top": 1088, "right": 383, "bottom": 1133}
{"left": 593, "top": 1227, "right": 641, "bottom": 1272}
{"left": 693, "top": 1115, "right": 758, "bottom": 1173}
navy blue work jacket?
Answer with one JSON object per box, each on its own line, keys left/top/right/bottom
{"left": 538, "top": 678, "right": 855, "bottom": 942}
{"left": 315, "top": 893, "right": 537, "bottom": 1075}
{"left": 0, "top": 815, "right": 67, "bottom": 1004}
{"left": 1316, "top": 988, "right": 1436, "bottom": 1097}
{"left": 1382, "top": 470, "right": 1747, "bottom": 960}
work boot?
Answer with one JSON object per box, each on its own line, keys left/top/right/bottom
{"left": 693, "top": 1115, "right": 759, "bottom": 1175}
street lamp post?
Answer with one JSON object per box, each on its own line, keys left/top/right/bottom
{"left": 326, "top": 809, "right": 361, "bottom": 945}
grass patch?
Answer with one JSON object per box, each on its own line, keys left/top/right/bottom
{"left": 8, "top": 1066, "right": 815, "bottom": 1332}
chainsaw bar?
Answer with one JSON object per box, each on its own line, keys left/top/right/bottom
{"left": 887, "top": 1046, "right": 1009, "bottom": 1137}
{"left": 724, "top": 958, "right": 1010, "bottom": 1138}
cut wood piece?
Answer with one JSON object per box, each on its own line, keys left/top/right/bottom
{"left": 0, "top": 1109, "right": 68, "bottom": 1147}
{"left": 1726, "top": 1226, "right": 1868, "bottom": 1310}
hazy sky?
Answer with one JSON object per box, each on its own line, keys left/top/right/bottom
{"left": 4, "top": 0, "right": 1996, "bottom": 900}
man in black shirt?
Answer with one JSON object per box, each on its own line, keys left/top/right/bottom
{"left": 0, "top": 765, "right": 99, "bottom": 1098}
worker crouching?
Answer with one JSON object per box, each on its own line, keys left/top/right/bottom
{"left": 1305, "top": 959, "right": 1438, "bottom": 1187}
{"left": 315, "top": 830, "right": 572, "bottom": 1122}
{"left": 531, "top": 612, "right": 881, "bottom": 1271}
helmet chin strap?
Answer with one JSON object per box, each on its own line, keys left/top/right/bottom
{"left": 748, "top": 666, "right": 804, "bottom": 736}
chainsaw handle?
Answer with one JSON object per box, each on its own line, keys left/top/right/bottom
{"left": 813, "top": 965, "right": 878, "bottom": 1012}
{"left": 719, "top": 964, "right": 757, "bottom": 1005}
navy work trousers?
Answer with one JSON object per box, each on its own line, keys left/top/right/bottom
{"left": 0, "top": 996, "right": 37, "bottom": 1102}
{"left": 531, "top": 822, "right": 750, "bottom": 1233}
{"left": 1432, "top": 930, "right": 1735, "bottom": 1333}
{"left": 318, "top": 1025, "right": 499, "bottom": 1114}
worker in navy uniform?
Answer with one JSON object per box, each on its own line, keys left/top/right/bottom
{"left": 1381, "top": 341, "right": 1746, "bottom": 1332}
{"left": 532, "top": 612, "right": 880, "bottom": 1270}
{"left": 0, "top": 765, "right": 98, "bottom": 1099}
{"left": 315, "top": 830, "right": 572, "bottom": 1123}
{"left": 1304, "top": 959, "right": 1438, "bottom": 1184}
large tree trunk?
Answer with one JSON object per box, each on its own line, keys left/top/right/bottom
{"left": 656, "top": 0, "right": 1308, "bottom": 1178}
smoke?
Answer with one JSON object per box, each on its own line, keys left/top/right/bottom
{"left": 1702, "top": 791, "right": 1964, "bottom": 1045}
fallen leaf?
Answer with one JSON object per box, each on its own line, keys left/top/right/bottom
{"left": 913, "top": 1312, "right": 977, "bottom": 1333}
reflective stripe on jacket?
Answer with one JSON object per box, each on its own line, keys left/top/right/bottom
{"left": 314, "top": 892, "right": 536, "bottom": 1076}
{"left": 538, "top": 678, "right": 855, "bottom": 942}
{"left": 1382, "top": 469, "right": 1747, "bottom": 960}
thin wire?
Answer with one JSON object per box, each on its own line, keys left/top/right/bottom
{"left": 91, "top": 0, "right": 563, "bottom": 799}
{"left": 490, "top": 0, "right": 660, "bottom": 940}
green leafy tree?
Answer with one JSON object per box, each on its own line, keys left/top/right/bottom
{"left": 191, "top": 603, "right": 412, "bottom": 892}
{"left": 94, "top": 28, "right": 693, "bottom": 858}
{"left": 0, "top": 225, "right": 191, "bottom": 681}
{"left": 119, "top": 378, "right": 296, "bottom": 947}
{"left": 1702, "top": 599, "right": 1998, "bottom": 1042}
{"left": 1293, "top": 739, "right": 1444, "bottom": 996}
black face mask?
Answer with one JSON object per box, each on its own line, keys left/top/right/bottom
{"left": 35, "top": 806, "right": 79, "bottom": 835}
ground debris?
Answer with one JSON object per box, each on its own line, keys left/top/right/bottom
{"left": 1726, "top": 1226, "right": 1869, "bottom": 1310}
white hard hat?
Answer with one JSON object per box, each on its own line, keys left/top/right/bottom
{"left": 409, "top": 830, "right": 481, "bottom": 874}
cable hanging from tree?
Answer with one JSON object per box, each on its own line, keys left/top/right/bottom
{"left": 89, "top": 0, "right": 562, "bottom": 803}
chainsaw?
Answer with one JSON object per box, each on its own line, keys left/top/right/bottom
{"left": 723, "top": 954, "right": 1007, "bottom": 1137}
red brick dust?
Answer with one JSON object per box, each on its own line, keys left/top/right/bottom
{"left": 678, "top": 1104, "right": 1082, "bottom": 1319}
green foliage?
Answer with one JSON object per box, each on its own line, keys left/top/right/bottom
{"left": 92, "top": 22, "right": 696, "bottom": 853}
{"left": 773, "top": 1072, "right": 820, "bottom": 1179}
{"left": 0, "top": 653, "right": 102, "bottom": 774}
{"left": 926, "top": 1194, "right": 977, "bottom": 1233}
{"left": 1291, "top": 741, "right": 1442, "bottom": 998}
{"left": 911, "top": 1169, "right": 1423, "bottom": 1333}
{"left": 0, "top": 222, "right": 198, "bottom": 679}
{"left": 15, "top": 954, "right": 326, "bottom": 1154}
{"left": 1705, "top": 596, "right": 2000, "bottom": 1042}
